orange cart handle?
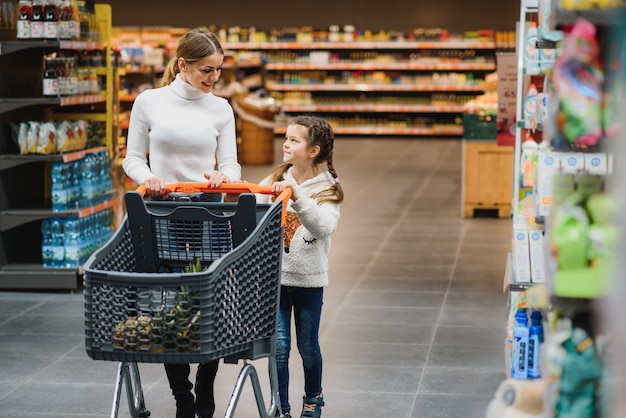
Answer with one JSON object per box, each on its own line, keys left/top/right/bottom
{"left": 135, "top": 182, "right": 292, "bottom": 225}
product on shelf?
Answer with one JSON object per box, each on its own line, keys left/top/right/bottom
{"left": 12, "top": 119, "right": 89, "bottom": 154}
{"left": 551, "top": 18, "right": 604, "bottom": 149}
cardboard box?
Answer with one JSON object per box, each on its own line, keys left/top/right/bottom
{"left": 584, "top": 153, "right": 607, "bottom": 175}
{"left": 513, "top": 228, "right": 531, "bottom": 283}
{"left": 528, "top": 229, "right": 545, "bottom": 283}
{"left": 535, "top": 152, "right": 560, "bottom": 217}
{"left": 560, "top": 153, "right": 584, "bottom": 174}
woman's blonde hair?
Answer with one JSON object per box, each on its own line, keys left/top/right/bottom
{"left": 160, "top": 27, "right": 224, "bottom": 86}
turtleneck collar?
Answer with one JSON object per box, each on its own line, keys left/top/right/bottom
{"left": 170, "top": 73, "right": 205, "bottom": 100}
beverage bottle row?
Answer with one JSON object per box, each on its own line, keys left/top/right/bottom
{"left": 50, "top": 150, "right": 113, "bottom": 211}
{"left": 41, "top": 208, "right": 114, "bottom": 268}
{"left": 43, "top": 54, "right": 100, "bottom": 97}
{"left": 17, "top": 0, "right": 97, "bottom": 41}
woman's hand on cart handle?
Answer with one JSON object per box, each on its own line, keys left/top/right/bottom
{"left": 203, "top": 170, "right": 230, "bottom": 188}
{"left": 139, "top": 177, "right": 167, "bottom": 198}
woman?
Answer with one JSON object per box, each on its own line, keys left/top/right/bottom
{"left": 122, "top": 27, "right": 241, "bottom": 418}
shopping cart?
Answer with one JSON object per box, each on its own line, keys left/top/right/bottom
{"left": 83, "top": 182, "right": 291, "bottom": 418}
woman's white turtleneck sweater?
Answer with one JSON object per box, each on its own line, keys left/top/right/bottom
{"left": 122, "top": 74, "right": 241, "bottom": 185}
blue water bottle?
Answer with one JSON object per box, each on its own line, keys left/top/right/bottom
{"left": 50, "top": 162, "right": 66, "bottom": 211}
{"left": 49, "top": 218, "right": 65, "bottom": 267}
{"left": 63, "top": 218, "right": 80, "bottom": 268}
{"left": 512, "top": 309, "right": 530, "bottom": 379}
{"left": 528, "top": 310, "right": 544, "bottom": 379}
{"left": 41, "top": 219, "right": 53, "bottom": 267}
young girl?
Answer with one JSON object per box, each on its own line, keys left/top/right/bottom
{"left": 258, "top": 115, "right": 343, "bottom": 418}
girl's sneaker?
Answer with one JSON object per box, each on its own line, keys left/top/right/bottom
{"left": 301, "top": 394, "right": 324, "bottom": 418}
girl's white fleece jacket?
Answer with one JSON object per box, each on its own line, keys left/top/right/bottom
{"left": 258, "top": 168, "right": 341, "bottom": 288}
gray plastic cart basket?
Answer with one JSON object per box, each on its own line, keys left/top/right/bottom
{"left": 83, "top": 183, "right": 291, "bottom": 418}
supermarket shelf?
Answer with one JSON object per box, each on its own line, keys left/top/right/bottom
{"left": 509, "top": 282, "right": 534, "bottom": 291}
{"left": 266, "top": 62, "right": 496, "bottom": 71}
{"left": 0, "top": 264, "right": 78, "bottom": 290}
{"left": 0, "top": 147, "right": 107, "bottom": 171}
{"left": 275, "top": 125, "right": 464, "bottom": 136}
{"left": 0, "top": 40, "right": 104, "bottom": 56}
{"left": 232, "top": 38, "right": 494, "bottom": 137}
{"left": 267, "top": 83, "right": 486, "bottom": 92}
{"left": 282, "top": 103, "right": 466, "bottom": 113}
{"left": 0, "top": 196, "right": 119, "bottom": 232}
{"left": 0, "top": 94, "right": 106, "bottom": 113}
{"left": 224, "top": 41, "right": 497, "bottom": 50}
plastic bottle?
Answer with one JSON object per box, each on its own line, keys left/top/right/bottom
{"left": 521, "top": 136, "right": 538, "bottom": 188}
{"left": 41, "top": 219, "right": 53, "bottom": 267}
{"left": 512, "top": 309, "right": 530, "bottom": 379}
{"left": 67, "top": 160, "right": 80, "bottom": 206}
{"left": 523, "top": 83, "right": 539, "bottom": 125}
{"left": 524, "top": 22, "right": 540, "bottom": 74}
{"left": 57, "top": 0, "right": 72, "bottom": 39}
{"left": 42, "top": 57, "right": 59, "bottom": 97}
{"left": 79, "top": 153, "right": 96, "bottom": 205}
{"left": 17, "top": 0, "right": 33, "bottom": 39}
{"left": 49, "top": 218, "right": 65, "bottom": 267}
{"left": 50, "top": 161, "right": 67, "bottom": 211}
{"left": 30, "top": 0, "right": 44, "bottom": 39}
{"left": 43, "top": 0, "right": 58, "bottom": 39}
{"left": 528, "top": 310, "right": 544, "bottom": 378}
{"left": 63, "top": 218, "right": 80, "bottom": 268}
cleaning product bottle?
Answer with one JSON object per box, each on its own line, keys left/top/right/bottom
{"left": 521, "top": 135, "right": 538, "bottom": 188}
{"left": 528, "top": 310, "right": 544, "bottom": 378}
{"left": 512, "top": 309, "right": 530, "bottom": 379}
{"left": 524, "top": 83, "right": 539, "bottom": 127}
{"left": 524, "top": 22, "right": 540, "bottom": 74}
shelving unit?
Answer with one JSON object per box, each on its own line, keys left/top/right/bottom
{"left": 0, "top": 4, "right": 116, "bottom": 290}
{"left": 223, "top": 40, "right": 496, "bottom": 136}
{"left": 505, "top": 0, "right": 625, "bottom": 415}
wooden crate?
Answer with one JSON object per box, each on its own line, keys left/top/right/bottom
{"left": 462, "top": 140, "right": 514, "bottom": 218}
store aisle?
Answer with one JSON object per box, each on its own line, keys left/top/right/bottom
{"left": 0, "top": 138, "right": 510, "bottom": 418}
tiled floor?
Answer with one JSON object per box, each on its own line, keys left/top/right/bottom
{"left": 0, "top": 138, "right": 511, "bottom": 418}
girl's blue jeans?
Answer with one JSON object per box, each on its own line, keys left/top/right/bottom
{"left": 276, "top": 285, "right": 324, "bottom": 413}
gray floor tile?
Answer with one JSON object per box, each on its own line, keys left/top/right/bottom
{"left": 325, "top": 364, "right": 422, "bottom": 394}
{"left": 327, "top": 391, "right": 416, "bottom": 418}
{"left": 445, "top": 291, "right": 508, "bottom": 310}
{"left": 411, "top": 393, "right": 494, "bottom": 418}
{"left": 439, "top": 307, "right": 508, "bottom": 329}
{"left": 343, "top": 289, "right": 446, "bottom": 309}
{"left": 433, "top": 325, "right": 506, "bottom": 347}
{"left": 427, "top": 343, "right": 506, "bottom": 372}
{"left": 365, "top": 263, "right": 454, "bottom": 280}
{"left": 323, "top": 341, "right": 430, "bottom": 367}
{"left": 0, "top": 313, "right": 84, "bottom": 336}
{"left": 323, "top": 322, "right": 436, "bottom": 345}
{"left": 355, "top": 277, "right": 449, "bottom": 293}
{"left": 418, "top": 367, "right": 503, "bottom": 397}
{"left": 329, "top": 304, "right": 441, "bottom": 325}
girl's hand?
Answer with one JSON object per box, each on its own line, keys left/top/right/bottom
{"left": 143, "top": 177, "right": 167, "bottom": 197}
{"left": 272, "top": 180, "right": 297, "bottom": 201}
{"left": 204, "top": 170, "right": 230, "bottom": 188}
